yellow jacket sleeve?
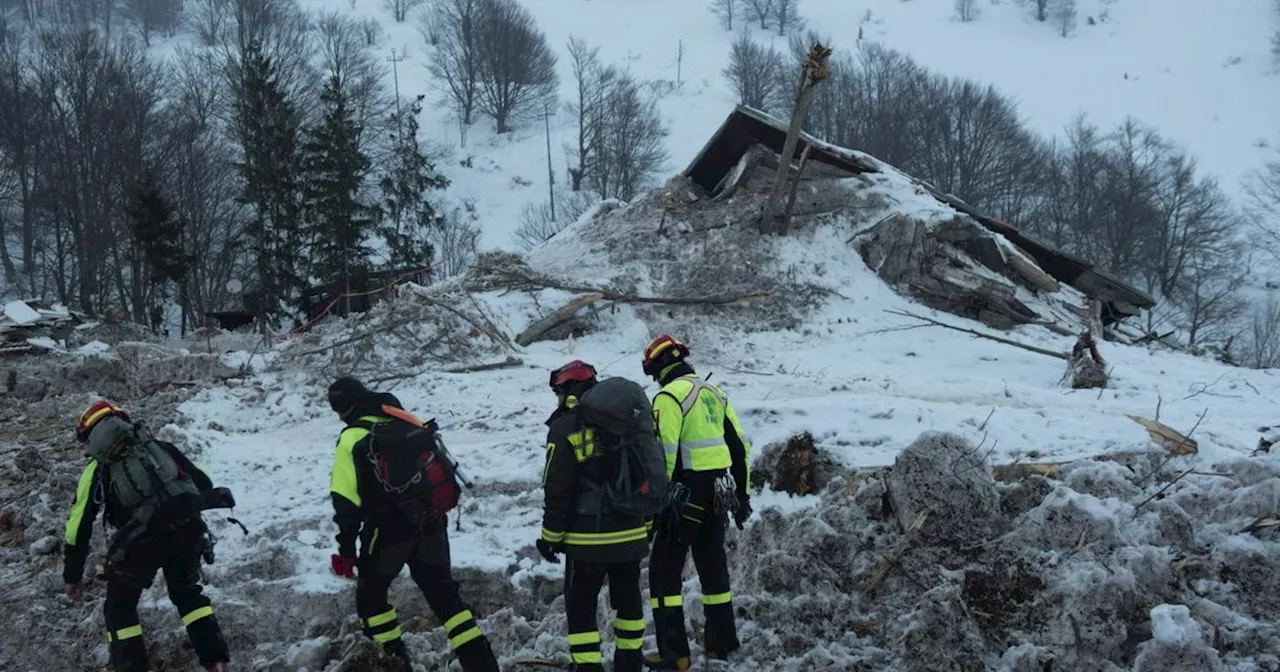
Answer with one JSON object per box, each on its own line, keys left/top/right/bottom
{"left": 652, "top": 391, "right": 684, "bottom": 479}
{"left": 330, "top": 427, "right": 366, "bottom": 557}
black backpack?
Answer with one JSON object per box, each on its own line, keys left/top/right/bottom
{"left": 577, "top": 377, "right": 670, "bottom": 518}
{"left": 82, "top": 416, "right": 200, "bottom": 529}
{"left": 354, "top": 409, "right": 462, "bottom": 527}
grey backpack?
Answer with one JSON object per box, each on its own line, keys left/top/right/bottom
{"left": 84, "top": 416, "right": 200, "bottom": 527}
{"left": 577, "top": 377, "right": 670, "bottom": 518}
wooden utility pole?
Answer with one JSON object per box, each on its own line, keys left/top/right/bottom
{"left": 759, "top": 41, "right": 833, "bottom": 235}
{"left": 544, "top": 102, "right": 556, "bottom": 221}
{"left": 387, "top": 48, "right": 405, "bottom": 144}
{"left": 676, "top": 39, "right": 684, "bottom": 85}
{"left": 780, "top": 143, "right": 813, "bottom": 233}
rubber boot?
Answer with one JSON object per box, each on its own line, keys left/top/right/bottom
{"left": 454, "top": 635, "right": 500, "bottom": 672}
{"left": 615, "top": 649, "right": 644, "bottom": 672}
{"left": 642, "top": 653, "right": 691, "bottom": 671}
{"left": 383, "top": 640, "right": 412, "bottom": 672}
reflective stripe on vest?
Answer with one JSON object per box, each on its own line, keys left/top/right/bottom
{"left": 666, "top": 376, "right": 733, "bottom": 472}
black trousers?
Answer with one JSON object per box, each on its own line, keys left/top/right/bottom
{"left": 564, "top": 558, "right": 644, "bottom": 672}
{"left": 355, "top": 525, "right": 499, "bottom": 672}
{"left": 648, "top": 502, "right": 739, "bottom": 660}
{"left": 104, "top": 521, "right": 229, "bottom": 672}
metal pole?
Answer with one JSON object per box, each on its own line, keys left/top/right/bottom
{"left": 387, "top": 49, "right": 405, "bottom": 144}
{"left": 544, "top": 102, "right": 556, "bottom": 221}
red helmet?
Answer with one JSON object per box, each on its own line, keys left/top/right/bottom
{"left": 76, "top": 400, "right": 130, "bottom": 443}
{"left": 642, "top": 335, "right": 689, "bottom": 377}
{"left": 550, "top": 360, "right": 597, "bottom": 391}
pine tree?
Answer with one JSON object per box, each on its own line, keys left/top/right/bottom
{"left": 233, "top": 40, "right": 304, "bottom": 332}
{"left": 125, "top": 172, "right": 188, "bottom": 332}
{"left": 301, "top": 73, "right": 375, "bottom": 310}
{"left": 379, "top": 94, "right": 450, "bottom": 272}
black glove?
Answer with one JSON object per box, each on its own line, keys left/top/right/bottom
{"left": 733, "top": 496, "right": 752, "bottom": 530}
{"left": 536, "top": 538, "right": 561, "bottom": 563}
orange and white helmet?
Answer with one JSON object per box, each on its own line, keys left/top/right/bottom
{"left": 76, "top": 400, "right": 130, "bottom": 443}
{"left": 642, "top": 334, "right": 690, "bottom": 378}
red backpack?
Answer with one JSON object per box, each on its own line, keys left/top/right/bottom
{"left": 354, "top": 406, "right": 462, "bottom": 525}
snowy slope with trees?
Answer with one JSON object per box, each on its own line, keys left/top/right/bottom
{"left": 3, "top": 0, "right": 1279, "bottom": 358}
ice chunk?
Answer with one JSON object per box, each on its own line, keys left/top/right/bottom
{"left": 1149, "top": 604, "right": 1202, "bottom": 646}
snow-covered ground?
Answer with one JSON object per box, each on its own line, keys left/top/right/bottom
{"left": 308, "top": 0, "right": 1279, "bottom": 250}
{"left": 172, "top": 218, "right": 1280, "bottom": 607}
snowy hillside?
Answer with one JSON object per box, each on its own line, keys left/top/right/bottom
{"left": 334, "top": 0, "right": 1280, "bottom": 249}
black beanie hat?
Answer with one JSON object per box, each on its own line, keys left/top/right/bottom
{"left": 328, "top": 376, "right": 369, "bottom": 413}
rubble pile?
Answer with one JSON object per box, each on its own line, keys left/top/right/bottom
{"left": 0, "top": 300, "right": 83, "bottom": 354}
{"left": 726, "top": 432, "right": 1280, "bottom": 671}
{"left": 273, "top": 282, "right": 514, "bottom": 383}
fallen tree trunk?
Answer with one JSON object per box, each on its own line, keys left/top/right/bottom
{"left": 515, "top": 293, "right": 605, "bottom": 347}
{"left": 444, "top": 356, "right": 525, "bottom": 374}
{"left": 476, "top": 265, "right": 771, "bottom": 308}
{"left": 884, "top": 309, "right": 1070, "bottom": 360}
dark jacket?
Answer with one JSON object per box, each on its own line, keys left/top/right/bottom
{"left": 329, "top": 393, "right": 444, "bottom": 559}
{"left": 539, "top": 397, "right": 649, "bottom": 564}
{"left": 62, "top": 441, "right": 212, "bottom": 584}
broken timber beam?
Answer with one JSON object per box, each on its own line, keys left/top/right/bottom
{"left": 515, "top": 293, "right": 605, "bottom": 347}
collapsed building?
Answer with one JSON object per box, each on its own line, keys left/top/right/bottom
{"left": 680, "top": 105, "right": 1155, "bottom": 334}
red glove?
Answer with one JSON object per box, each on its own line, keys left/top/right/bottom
{"left": 331, "top": 554, "right": 356, "bottom": 579}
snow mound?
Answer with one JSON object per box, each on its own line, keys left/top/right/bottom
{"left": 726, "top": 432, "right": 1280, "bottom": 671}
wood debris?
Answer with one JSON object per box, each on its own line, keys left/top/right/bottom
{"left": 1127, "top": 415, "right": 1199, "bottom": 456}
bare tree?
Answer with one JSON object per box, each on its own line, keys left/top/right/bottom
{"left": 513, "top": 188, "right": 598, "bottom": 249}
{"left": 425, "top": 0, "right": 481, "bottom": 126}
{"left": 1021, "top": 0, "right": 1050, "bottom": 22}
{"left": 772, "top": 0, "right": 799, "bottom": 35}
{"left": 1037, "top": 116, "right": 1108, "bottom": 250}
{"left": 127, "top": 0, "right": 183, "bottom": 45}
{"left": 1242, "top": 297, "right": 1280, "bottom": 368}
{"left": 907, "top": 76, "right": 1047, "bottom": 224}
{"left": 431, "top": 201, "right": 480, "bottom": 278}
{"left": 314, "top": 12, "right": 390, "bottom": 158}
{"left": 473, "top": 0, "right": 558, "bottom": 134}
{"left": 723, "top": 31, "right": 783, "bottom": 112}
{"left": 358, "top": 17, "right": 382, "bottom": 47}
{"left": 218, "top": 0, "right": 316, "bottom": 110}
{"left": 590, "top": 71, "right": 669, "bottom": 201}
{"left": 382, "top": 0, "right": 421, "bottom": 23}
{"left": 563, "top": 36, "right": 616, "bottom": 192}
{"left": 1272, "top": 0, "right": 1280, "bottom": 66}
{"left": 955, "top": 0, "right": 978, "bottom": 23}
{"left": 743, "top": 0, "right": 771, "bottom": 30}
{"left": 189, "top": 0, "right": 231, "bottom": 46}
{"left": 0, "top": 21, "right": 45, "bottom": 297}
{"left": 1169, "top": 255, "right": 1246, "bottom": 349}
{"left": 709, "top": 0, "right": 736, "bottom": 31}
{"left": 1049, "top": 0, "right": 1076, "bottom": 37}
{"left": 164, "top": 47, "right": 246, "bottom": 325}
{"left": 1143, "top": 150, "right": 1236, "bottom": 297}
{"left": 1245, "top": 153, "right": 1280, "bottom": 260}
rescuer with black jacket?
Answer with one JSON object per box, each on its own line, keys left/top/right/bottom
{"left": 64, "top": 400, "right": 231, "bottom": 672}
{"left": 327, "top": 376, "right": 499, "bottom": 672}
{"left": 539, "top": 360, "right": 649, "bottom": 672}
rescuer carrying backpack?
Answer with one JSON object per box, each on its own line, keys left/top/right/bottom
{"left": 327, "top": 376, "right": 497, "bottom": 672}
{"left": 538, "top": 360, "right": 658, "bottom": 672}
{"left": 64, "top": 400, "right": 233, "bottom": 672}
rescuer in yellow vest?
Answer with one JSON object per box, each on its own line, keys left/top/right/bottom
{"left": 640, "top": 335, "right": 753, "bottom": 671}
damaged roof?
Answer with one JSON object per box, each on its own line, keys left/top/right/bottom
{"left": 683, "top": 105, "right": 1156, "bottom": 318}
